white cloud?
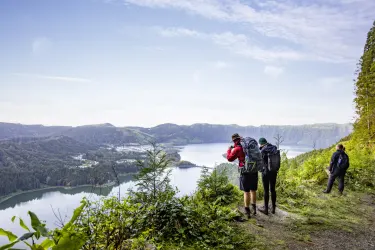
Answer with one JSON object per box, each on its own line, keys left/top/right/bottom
{"left": 157, "top": 27, "right": 306, "bottom": 62}
{"left": 13, "top": 73, "right": 92, "bottom": 83}
{"left": 213, "top": 61, "right": 230, "bottom": 69}
{"left": 264, "top": 66, "right": 284, "bottom": 78}
{"left": 32, "top": 37, "right": 52, "bottom": 55}
{"left": 157, "top": 27, "right": 204, "bottom": 38}
{"left": 122, "top": 0, "right": 375, "bottom": 63}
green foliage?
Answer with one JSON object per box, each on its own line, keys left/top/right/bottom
{"left": 0, "top": 136, "right": 142, "bottom": 196}
{"left": 280, "top": 139, "right": 374, "bottom": 193}
{"left": 1, "top": 143, "right": 254, "bottom": 250}
{"left": 133, "top": 143, "right": 174, "bottom": 202}
{"left": 0, "top": 201, "right": 87, "bottom": 250}
{"left": 0, "top": 229, "right": 17, "bottom": 242}
{"left": 64, "top": 145, "right": 252, "bottom": 249}
{"left": 197, "top": 166, "right": 241, "bottom": 206}
{"left": 354, "top": 21, "right": 375, "bottom": 143}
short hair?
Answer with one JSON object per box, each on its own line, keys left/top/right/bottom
{"left": 337, "top": 144, "right": 344, "bottom": 150}
{"left": 231, "top": 133, "right": 241, "bottom": 141}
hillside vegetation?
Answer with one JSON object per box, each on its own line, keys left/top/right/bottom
{"left": 0, "top": 136, "right": 147, "bottom": 196}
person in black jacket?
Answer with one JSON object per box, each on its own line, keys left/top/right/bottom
{"left": 258, "top": 138, "right": 278, "bottom": 215}
{"left": 323, "top": 144, "right": 349, "bottom": 194}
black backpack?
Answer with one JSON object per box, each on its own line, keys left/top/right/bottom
{"left": 267, "top": 150, "right": 281, "bottom": 172}
{"left": 337, "top": 152, "right": 349, "bottom": 170}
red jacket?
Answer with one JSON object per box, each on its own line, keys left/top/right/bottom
{"left": 227, "top": 142, "right": 245, "bottom": 167}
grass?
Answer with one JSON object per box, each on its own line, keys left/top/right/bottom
{"left": 216, "top": 138, "right": 375, "bottom": 249}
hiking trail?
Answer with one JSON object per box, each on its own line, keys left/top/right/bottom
{"left": 237, "top": 192, "right": 375, "bottom": 250}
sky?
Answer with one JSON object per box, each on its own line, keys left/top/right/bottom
{"left": 0, "top": 0, "right": 374, "bottom": 127}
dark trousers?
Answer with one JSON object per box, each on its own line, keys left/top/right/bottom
{"left": 262, "top": 171, "right": 277, "bottom": 208}
{"left": 326, "top": 169, "right": 346, "bottom": 193}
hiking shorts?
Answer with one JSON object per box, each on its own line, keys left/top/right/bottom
{"left": 239, "top": 173, "right": 258, "bottom": 192}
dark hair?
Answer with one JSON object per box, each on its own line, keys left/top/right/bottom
{"left": 231, "top": 133, "right": 241, "bottom": 141}
{"left": 337, "top": 144, "right": 344, "bottom": 150}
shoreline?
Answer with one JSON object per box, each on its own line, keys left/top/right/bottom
{"left": 0, "top": 184, "right": 115, "bottom": 204}
{"left": 0, "top": 174, "right": 135, "bottom": 205}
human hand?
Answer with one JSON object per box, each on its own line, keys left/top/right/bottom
{"left": 228, "top": 145, "right": 234, "bottom": 150}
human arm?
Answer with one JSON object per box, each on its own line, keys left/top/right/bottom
{"left": 227, "top": 146, "right": 240, "bottom": 162}
{"left": 329, "top": 151, "right": 339, "bottom": 172}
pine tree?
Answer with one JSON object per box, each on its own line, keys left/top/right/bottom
{"left": 354, "top": 21, "right": 375, "bottom": 144}
{"left": 133, "top": 143, "right": 173, "bottom": 202}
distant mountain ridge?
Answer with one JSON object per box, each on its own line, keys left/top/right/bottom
{"left": 0, "top": 122, "right": 69, "bottom": 140}
{"left": 134, "top": 123, "right": 353, "bottom": 148}
{"left": 0, "top": 121, "right": 352, "bottom": 196}
{"left": 0, "top": 122, "right": 353, "bottom": 148}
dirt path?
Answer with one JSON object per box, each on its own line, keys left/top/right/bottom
{"left": 238, "top": 194, "right": 375, "bottom": 250}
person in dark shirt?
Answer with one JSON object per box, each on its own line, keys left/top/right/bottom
{"left": 227, "top": 133, "right": 258, "bottom": 218}
{"left": 323, "top": 144, "right": 349, "bottom": 194}
{"left": 258, "top": 138, "right": 278, "bottom": 215}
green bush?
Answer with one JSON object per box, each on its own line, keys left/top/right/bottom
{"left": 0, "top": 201, "right": 87, "bottom": 250}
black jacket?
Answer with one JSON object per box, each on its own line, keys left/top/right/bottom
{"left": 259, "top": 143, "right": 278, "bottom": 173}
{"left": 329, "top": 150, "right": 349, "bottom": 172}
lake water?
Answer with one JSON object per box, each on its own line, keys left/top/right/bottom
{"left": 0, "top": 143, "right": 311, "bottom": 243}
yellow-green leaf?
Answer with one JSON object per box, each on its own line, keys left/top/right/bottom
{"left": 27, "top": 212, "right": 48, "bottom": 236}
{"left": 0, "top": 240, "right": 19, "bottom": 250}
{"left": 63, "top": 201, "right": 86, "bottom": 229}
{"left": 19, "top": 218, "right": 30, "bottom": 232}
{"left": 0, "top": 228, "right": 17, "bottom": 242}
{"left": 52, "top": 233, "right": 85, "bottom": 250}
{"left": 30, "top": 244, "right": 45, "bottom": 250}
{"left": 41, "top": 238, "right": 55, "bottom": 248}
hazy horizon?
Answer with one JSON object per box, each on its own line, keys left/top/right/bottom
{"left": 0, "top": 120, "right": 353, "bottom": 128}
{"left": 1, "top": 0, "right": 373, "bottom": 127}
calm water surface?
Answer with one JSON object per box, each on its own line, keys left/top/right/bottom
{"left": 0, "top": 143, "right": 311, "bottom": 243}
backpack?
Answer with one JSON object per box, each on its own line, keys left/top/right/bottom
{"left": 267, "top": 150, "right": 281, "bottom": 172}
{"left": 239, "top": 137, "right": 262, "bottom": 175}
{"left": 337, "top": 152, "right": 349, "bottom": 170}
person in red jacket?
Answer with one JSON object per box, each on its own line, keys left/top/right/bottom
{"left": 227, "top": 133, "right": 258, "bottom": 218}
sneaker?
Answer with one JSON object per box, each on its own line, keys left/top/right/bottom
{"left": 244, "top": 207, "right": 251, "bottom": 219}
{"left": 258, "top": 206, "right": 269, "bottom": 215}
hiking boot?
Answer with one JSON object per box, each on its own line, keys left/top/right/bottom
{"left": 258, "top": 206, "right": 269, "bottom": 215}
{"left": 244, "top": 207, "right": 251, "bottom": 219}
{"left": 251, "top": 204, "right": 257, "bottom": 215}
{"left": 271, "top": 206, "right": 276, "bottom": 214}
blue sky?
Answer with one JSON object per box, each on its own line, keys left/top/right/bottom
{"left": 0, "top": 0, "right": 374, "bottom": 127}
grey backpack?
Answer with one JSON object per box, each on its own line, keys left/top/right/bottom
{"left": 239, "top": 137, "right": 262, "bottom": 175}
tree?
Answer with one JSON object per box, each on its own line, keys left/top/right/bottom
{"left": 354, "top": 21, "right": 375, "bottom": 144}
{"left": 133, "top": 143, "right": 173, "bottom": 202}
{"left": 274, "top": 133, "right": 284, "bottom": 149}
